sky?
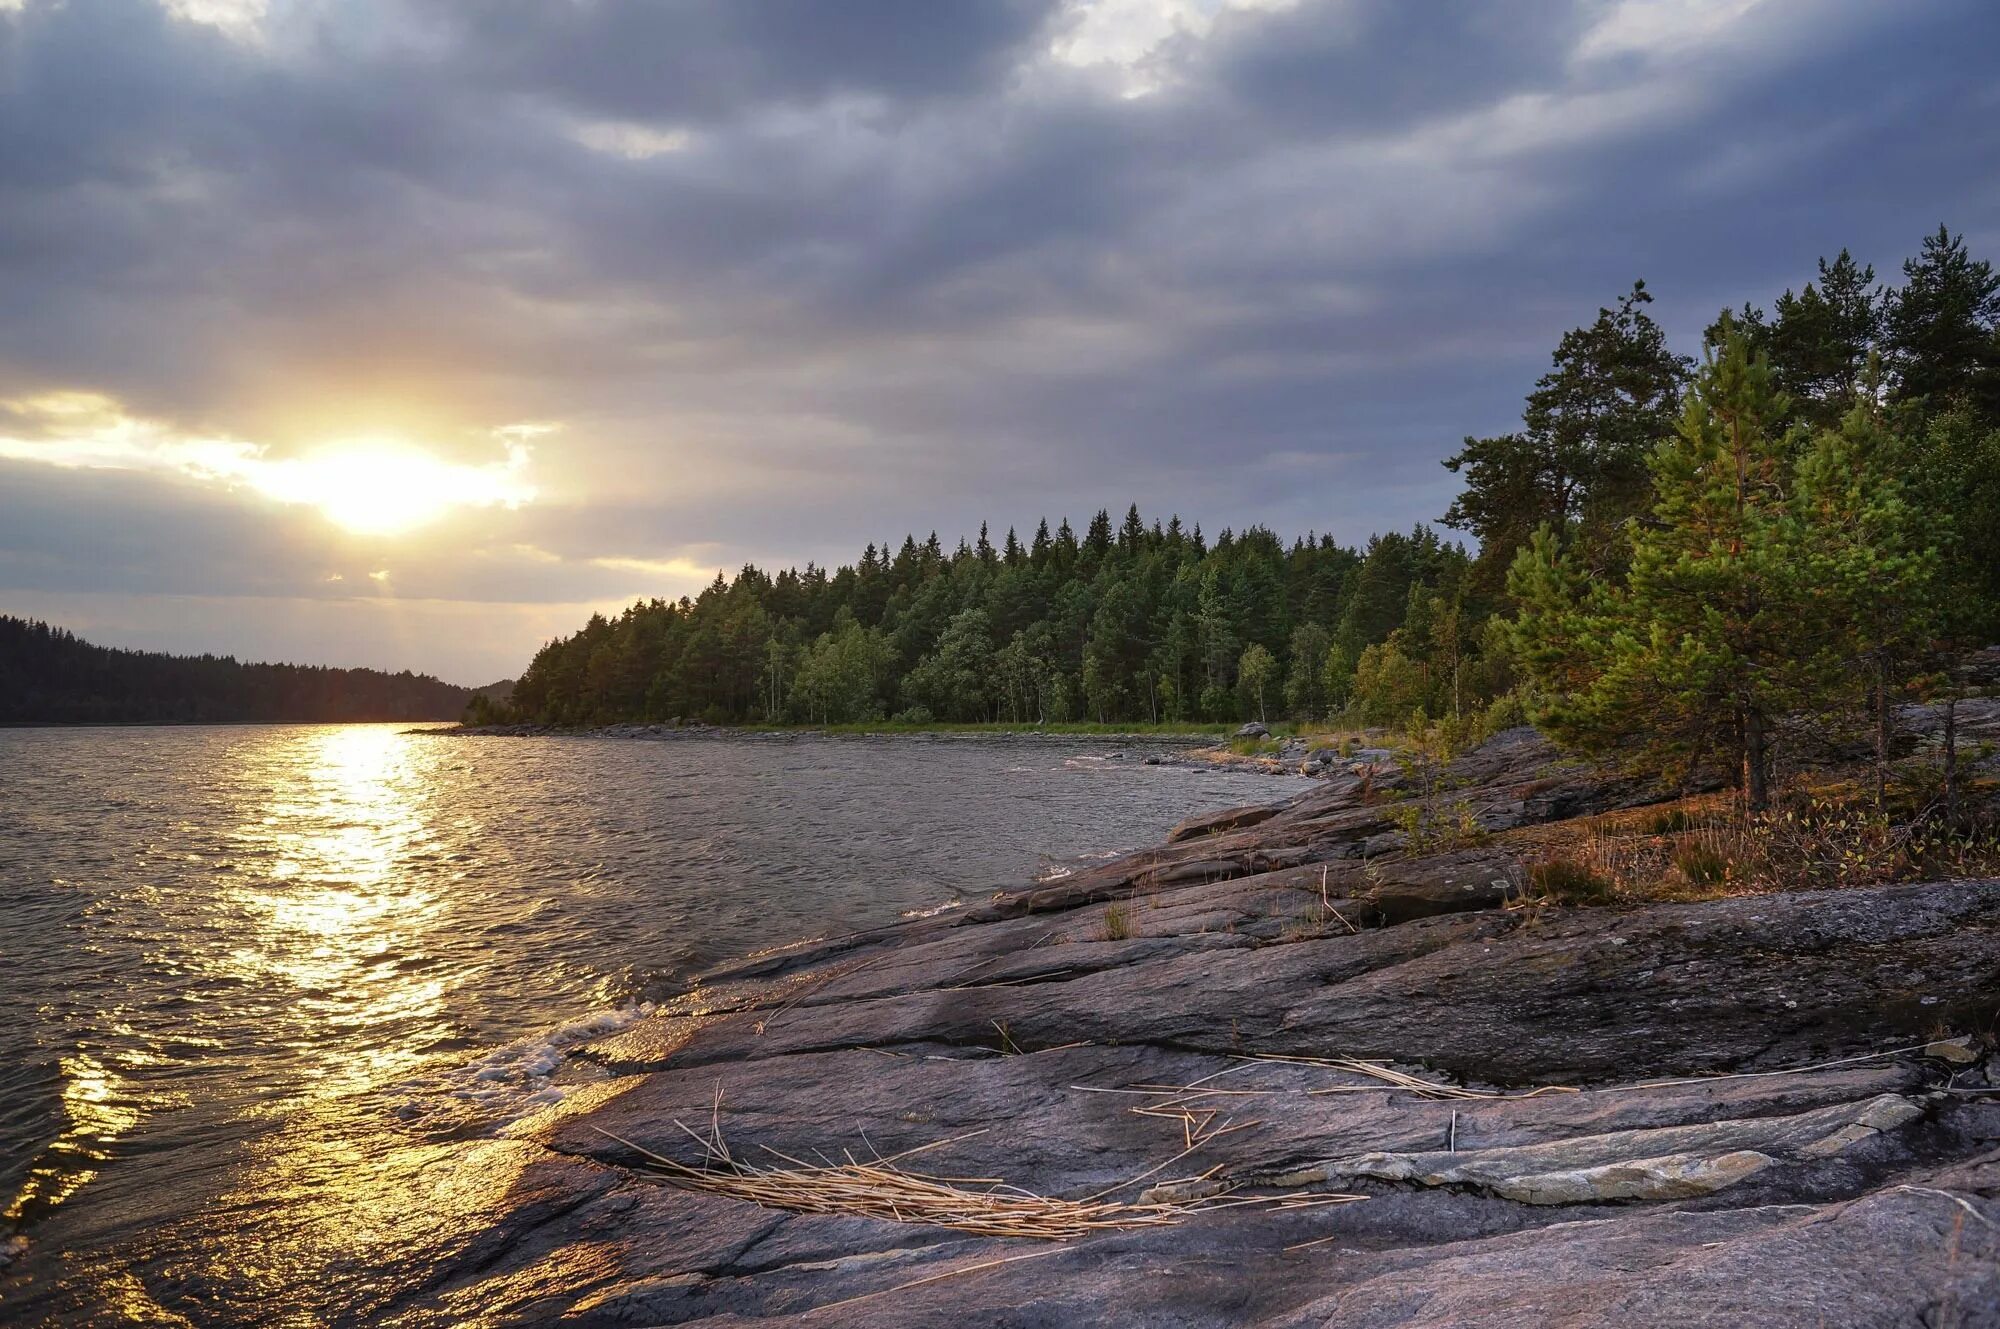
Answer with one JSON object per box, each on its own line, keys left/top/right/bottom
{"left": 2, "top": 0, "right": 1997, "bottom": 685}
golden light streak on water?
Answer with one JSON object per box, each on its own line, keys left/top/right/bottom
{"left": 216, "top": 726, "right": 458, "bottom": 1100}
{"left": 2, "top": 1055, "right": 147, "bottom": 1223}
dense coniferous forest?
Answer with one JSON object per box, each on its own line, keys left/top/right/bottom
{"left": 504, "top": 226, "right": 2000, "bottom": 793}
{"left": 0, "top": 617, "right": 472, "bottom": 724}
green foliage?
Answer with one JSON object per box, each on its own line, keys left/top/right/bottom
{"left": 507, "top": 226, "right": 1999, "bottom": 752}
{"left": 1237, "top": 643, "right": 1277, "bottom": 723}
{"left": 1387, "top": 713, "right": 1488, "bottom": 852}
{"left": 1885, "top": 224, "right": 2000, "bottom": 415}
{"left": 1282, "top": 621, "right": 1333, "bottom": 720}
{"left": 1444, "top": 280, "right": 1692, "bottom": 585}
{"left": 790, "top": 613, "right": 892, "bottom": 724}
{"left": 902, "top": 607, "right": 995, "bottom": 721}
{"left": 508, "top": 511, "right": 1487, "bottom": 730}
{"left": 1514, "top": 319, "right": 1835, "bottom": 807}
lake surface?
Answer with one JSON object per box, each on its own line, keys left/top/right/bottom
{"left": 0, "top": 724, "right": 1306, "bottom": 1323}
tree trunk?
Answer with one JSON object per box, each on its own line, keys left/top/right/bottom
{"left": 1743, "top": 708, "right": 1771, "bottom": 813}
{"left": 1943, "top": 692, "right": 1960, "bottom": 826}
{"left": 1872, "top": 660, "right": 1889, "bottom": 810}
{"left": 1726, "top": 709, "right": 1745, "bottom": 792}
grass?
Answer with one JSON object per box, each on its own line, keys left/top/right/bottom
{"left": 1508, "top": 777, "right": 2000, "bottom": 906}
{"left": 1101, "top": 901, "right": 1134, "bottom": 941}
{"left": 1672, "top": 841, "right": 1735, "bottom": 886}
{"left": 599, "top": 1122, "right": 1191, "bottom": 1239}
{"left": 1527, "top": 854, "right": 1616, "bottom": 905}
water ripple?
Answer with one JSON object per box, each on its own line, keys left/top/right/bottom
{"left": 0, "top": 724, "right": 1305, "bottom": 1319}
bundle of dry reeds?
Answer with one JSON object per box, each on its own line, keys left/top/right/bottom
{"left": 592, "top": 1107, "right": 1361, "bottom": 1240}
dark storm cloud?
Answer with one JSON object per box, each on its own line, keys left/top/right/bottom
{"left": 3, "top": 0, "right": 1999, "bottom": 679}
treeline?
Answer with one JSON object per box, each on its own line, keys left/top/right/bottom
{"left": 503, "top": 519, "right": 1493, "bottom": 730}
{"left": 504, "top": 225, "right": 2000, "bottom": 768}
{"left": 0, "top": 616, "right": 472, "bottom": 724}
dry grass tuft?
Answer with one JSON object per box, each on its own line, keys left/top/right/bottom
{"left": 600, "top": 1123, "right": 1189, "bottom": 1238}
{"left": 596, "top": 1094, "right": 1363, "bottom": 1240}
{"left": 1527, "top": 854, "right": 1615, "bottom": 905}
{"left": 1101, "top": 901, "right": 1134, "bottom": 941}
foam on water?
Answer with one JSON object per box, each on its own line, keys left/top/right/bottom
{"left": 386, "top": 1003, "right": 653, "bottom": 1132}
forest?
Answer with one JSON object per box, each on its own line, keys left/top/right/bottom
{"left": 0, "top": 616, "right": 473, "bottom": 724}
{"left": 500, "top": 226, "right": 2000, "bottom": 801}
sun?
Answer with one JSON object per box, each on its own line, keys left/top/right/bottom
{"left": 250, "top": 438, "right": 536, "bottom": 536}
{"left": 305, "top": 448, "right": 460, "bottom": 536}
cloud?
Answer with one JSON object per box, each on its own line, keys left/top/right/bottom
{"left": 1, "top": 0, "right": 1997, "bottom": 680}
{"left": 0, "top": 391, "right": 537, "bottom": 534}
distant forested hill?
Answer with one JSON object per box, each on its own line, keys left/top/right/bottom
{"left": 0, "top": 617, "right": 471, "bottom": 724}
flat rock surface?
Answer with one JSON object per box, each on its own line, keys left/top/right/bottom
{"left": 292, "top": 733, "right": 2000, "bottom": 1322}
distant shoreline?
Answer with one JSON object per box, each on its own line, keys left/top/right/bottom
{"left": 0, "top": 717, "right": 464, "bottom": 730}
{"left": 423, "top": 719, "right": 1367, "bottom": 779}
{"left": 428, "top": 719, "right": 1250, "bottom": 742}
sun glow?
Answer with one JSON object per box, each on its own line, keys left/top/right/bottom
{"left": 250, "top": 440, "right": 536, "bottom": 536}
{"left": 0, "top": 391, "right": 541, "bottom": 536}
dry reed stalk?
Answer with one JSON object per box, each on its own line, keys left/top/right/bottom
{"left": 1600, "top": 1040, "right": 1951, "bottom": 1094}
{"left": 592, "top": 1114, "right": 1362, "bottom": 1241}
{"left": 1233, "top": 1052, "right": 1577, "bottom": 1100}
{"left": 752, "top": 952, "right": 893, "bottom": 1035}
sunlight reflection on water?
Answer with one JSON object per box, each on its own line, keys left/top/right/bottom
{"left": 0, "top": 724, "right": 1308, "bottom": 1323}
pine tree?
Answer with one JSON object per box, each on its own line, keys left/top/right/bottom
{"left": 1282, "top": 622, "right": 1332, "bottom": 720}
{"left": 1445, "top": 281, "right": 1691, "bottom": 583}
{"left": 1887, "top": 225, "right": 2000, "bottom": 417}
{"left": 1788, "top": 365, "right": 1940, "bottom": 803}
{"left": 1762, "top": 249, "right": 1882, "bottom": 427}
{"left": 1512, "top": 319, "right": 1810, "bottom": 809}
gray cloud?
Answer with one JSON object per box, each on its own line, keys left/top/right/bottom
{"left": 2, "top": 0, "right": 1997, "bottom": 681}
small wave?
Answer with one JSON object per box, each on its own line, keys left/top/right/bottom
{"left": 385, "top": 1004, "right": 652, "bottom": 1132}
{"left": 900, "top": 898, "right": 963, "bottom": 919}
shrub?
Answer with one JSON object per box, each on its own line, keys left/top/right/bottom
{"left": 1482, "top": 690, "right": 1528, "bottom": 734}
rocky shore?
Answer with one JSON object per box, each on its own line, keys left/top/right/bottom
{"left": 424, "top": 719, "right": 1371, "bottom": 780}
{"left": 347, "top": 726, "right": 2000, "bottom": 1327}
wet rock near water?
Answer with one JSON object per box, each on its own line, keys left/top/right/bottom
{"left": 348, "top": 729, "right": 2000, "bottom": 1324}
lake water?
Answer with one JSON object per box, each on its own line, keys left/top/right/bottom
{"left": 0, "top": 724, "right": 1305, "bottom": 1323}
